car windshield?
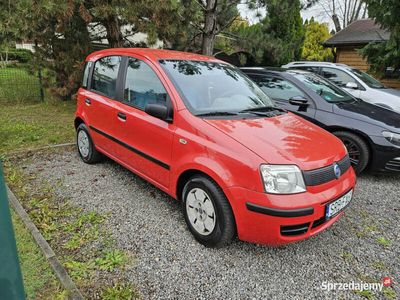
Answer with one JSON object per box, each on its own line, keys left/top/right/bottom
{"left": 291, "top": 72, "right": 354, "bottom": 103}
{"left": 348, "top": 68, "right": 385, "bottom": 89}
{"left": 159, "top": 60, "right": 276, "bottom": 116}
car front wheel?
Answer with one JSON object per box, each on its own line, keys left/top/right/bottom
{"left": 182, "top": 175, "right": 236, "bottom": 248}
{"left": 334, "top": 131, "right": 370, "bottom": 174}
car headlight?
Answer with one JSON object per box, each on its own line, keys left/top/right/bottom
{"left": 382, "top": 131, "right": 400, "bottom": 146}
{"left": 260, "top": 164, "right": 306, "bottom": 194}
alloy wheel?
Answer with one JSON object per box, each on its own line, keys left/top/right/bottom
{"left": 342, "top": 138, "right": 360, "bottom": 166}
{"left": 185, "top": 188, "right": 216, "bottom": 236}
{"left": 77, "top": 130, "right": 90, "bottom": 158}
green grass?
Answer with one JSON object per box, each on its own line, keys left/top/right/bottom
{"left": 102, "top": 283, "right": 139, "bottom": 300}
{"left": 0, "top": 67, "right": 42, "bottom": 104}
{"left": 376, "top": 236, "right": 392, "bottom": 247}
{"left": 0, "top": 100, "right": 76, "bottom": 154}
{"left": 383, "top": 287, "right": 397, "bottom": 299}
{"left": 12, "top": 211, "right": 66, "bottom": 299}
{"left": 6, "top": 165, "right": 138, "bottom": 299}
{"left": 354, "top": 289, "right": 374, "bottom": 299}
{"left": 0, "top": 65, "right": 76, "bottom": 154}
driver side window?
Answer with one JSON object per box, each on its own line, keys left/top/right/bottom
{"left": 124, "top": 58, "right": 169, "bottom": 110}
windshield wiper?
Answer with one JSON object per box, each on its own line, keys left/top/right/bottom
{"left": 195, "top": 111, "right": 238, "bottom": 117}
{"left": 239, "top": 106, "right": 285, "bottom": 113}
{"left": 239, "top": 106, "right": 286, "bottom": 116}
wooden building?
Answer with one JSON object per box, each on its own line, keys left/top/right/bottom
{"left": 323, "top": 19, "right": 400, "bottom": 89}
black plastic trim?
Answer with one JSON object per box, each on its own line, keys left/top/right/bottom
{"left": 246, "top": 202, "right": 314, "bottom": 217}
{"left": 281, "top": 223, "right": 310, "bottom": 236}
{"left": 303, "top": 154, "right": 351, "bottom": 186}
{"left": 89, "top": 126, "right": 170, "bottom": 170}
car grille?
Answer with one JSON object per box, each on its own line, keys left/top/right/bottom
{"left": 280, "top": 223, "right": 310, "bottom": 236}
{"left": 311, "top": 216, "right": 326, "bottom": 229}
{"left": 303, "top": 155, "right": 351, "bottom": 186}
{"left": 385, "top": 158, "right": 400, "bottom": 172}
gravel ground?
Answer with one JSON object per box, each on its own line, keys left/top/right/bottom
{"left": 21, "top": 148, "right": 399, "bottom": 300}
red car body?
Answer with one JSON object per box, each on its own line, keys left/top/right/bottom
{"left": 75, "top": 48, "right": 356, "bottom": 246}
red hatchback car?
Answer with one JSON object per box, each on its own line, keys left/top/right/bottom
{"left": 75, "top": 48, "right": 356, "bottom": 247}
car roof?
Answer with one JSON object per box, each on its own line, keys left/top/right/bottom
{"left": 282, "top": 61, "right": 349, "bottom": 68}
{"left": 86, "top": 48, "right": 225, "bottom": 64}
{"left": 241, "top": 67, "right": 312, "bottom": 76}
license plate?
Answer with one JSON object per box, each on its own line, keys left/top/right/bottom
{"left": 325, "top": 190, "right": 353, "bottom": 219}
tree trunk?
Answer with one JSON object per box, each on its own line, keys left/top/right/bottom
{"left": 202, "top": 0, "right": 218, "bottom": 56}
{"left": 332, "top": 14, "right": 342, "bottom": 32}
{"left": 202, "top": 33, "right": 215, "bottom": 56}
{"left": 104, "top": 15, "right": 124, "bottom": 48}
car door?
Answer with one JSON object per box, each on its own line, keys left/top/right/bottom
{"left": 320, "top": 67, "right": 362, "bottom": 98}
{"left": 250, "top": 74, "right": 317, "bottom": 122}
{"left": 112, "top": 56, "right": 175, "bottom": 189}
{"left": 83, "top": 55, "right": 123, "bottom": 156}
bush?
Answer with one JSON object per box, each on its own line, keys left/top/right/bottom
{"left": 0, "top": 49, "right": 33, "bottom": 63}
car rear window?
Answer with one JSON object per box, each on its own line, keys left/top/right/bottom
{"left": 82, "top": 61, "right": 92, "bottom": 89}
{"left": 91, "top": 56, "right": 122, "bottom": 99}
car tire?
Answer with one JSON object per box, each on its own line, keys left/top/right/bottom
{"left": 334, "top": 131, "right": 370, "bottom": 174}
{"left": 76, "top": 123, "right": 103, "bottom": 164}
{"left": 182, "top": 175, "right": 236, "bottom": 248}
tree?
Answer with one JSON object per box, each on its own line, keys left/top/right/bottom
{"left": 12, "top": 0, "right": 92, "bottom": 99}
{"left": 359, "top": 0, "right": 400, "bottom": 73}
{"left": 302, "top": 0, "right": 368, "bottom": 32}
{"left": 0, "top": 0, "right": 17, "bottom": 65}
{"left": 233, "top": 0, "right": 305, "bottom": 66}
{"left": 11, "top": 0, "right": 192, "bottom": 99}
{"left": 266, "top": 0, "right": 305, "bottom": 64}
{"left": 301, "top": 17, "right": 333, "bottom": 61}
{"left": 184, "top": 0, "right": 241, "bottom": 56}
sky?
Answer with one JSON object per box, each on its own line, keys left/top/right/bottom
{"left": 238, "top": 3, "right": 334, "bottom": 30}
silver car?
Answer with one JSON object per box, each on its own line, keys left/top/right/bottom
{"left": 282, "top": 61, "right": 400, "bottom": 112}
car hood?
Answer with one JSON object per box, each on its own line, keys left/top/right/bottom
{"left": 333, "top": 100, "right": 400, "bottom": 130}
{"left": 204, "top": 113, "right": 346, "bottom": 171}
{"left": 380, "top": 87, "right": 400, "bottom": 98}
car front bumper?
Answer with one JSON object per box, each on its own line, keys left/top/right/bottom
{"left": 369, "top": 136, "right": 400, "bottom": 172}
{"left": 225, "top": 167, "right": 356, "bottom": 246}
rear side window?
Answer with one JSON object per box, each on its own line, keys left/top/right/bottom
{"left": 321, "top": 67, "right": 357, "bottom": 87}
{"left": 124, "top": 58, "right": 168, "bottom": 110}
{"left": 92, "top": 56, "right": 122, "bottom": 98}
{"left": 82, "top": 61, "right": 92, "bottom": 88}
{"left": 251, "top": 75, "right": 306, "bottom": 101}
{"left": 292, "top": 66, "right": 320, "bottom": 73}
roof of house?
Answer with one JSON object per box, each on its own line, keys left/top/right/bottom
{"left": 323, "top": 19, "right": 390, "bottom": 47}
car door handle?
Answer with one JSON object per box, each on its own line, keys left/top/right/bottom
{"left": 117, "top": 112, "right": 126, "bottom": 121}
{"left": 85, "top": 98, "right": 91, "bottom": 106}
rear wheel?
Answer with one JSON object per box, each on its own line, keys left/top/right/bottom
{"left": 182, "top": 175, "right": 235, "bottom": 248}
{"left": 76, "top": 123, "right": 103, "bottom": 164}
{"left": 334, "top": 131, "right": 370, "bottom": 174}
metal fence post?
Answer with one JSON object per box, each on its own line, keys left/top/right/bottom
{"left": 38, "top": 67, "right": 45, "bottom": 102}
{"left": 0, "top": 163, "right": 26, "bottom": 300}
{"left": 35, "top": 40, "right": 45, "bottom": 102}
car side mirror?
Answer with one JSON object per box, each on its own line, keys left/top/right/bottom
{"left": 345, "top": 82, "right": 358, "bottom": 89}
{"left": 145, "top": 103, "right": 172, "bottom": 122}
{"left": 289, "top": 96, "right": 309, "bottom": 107}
